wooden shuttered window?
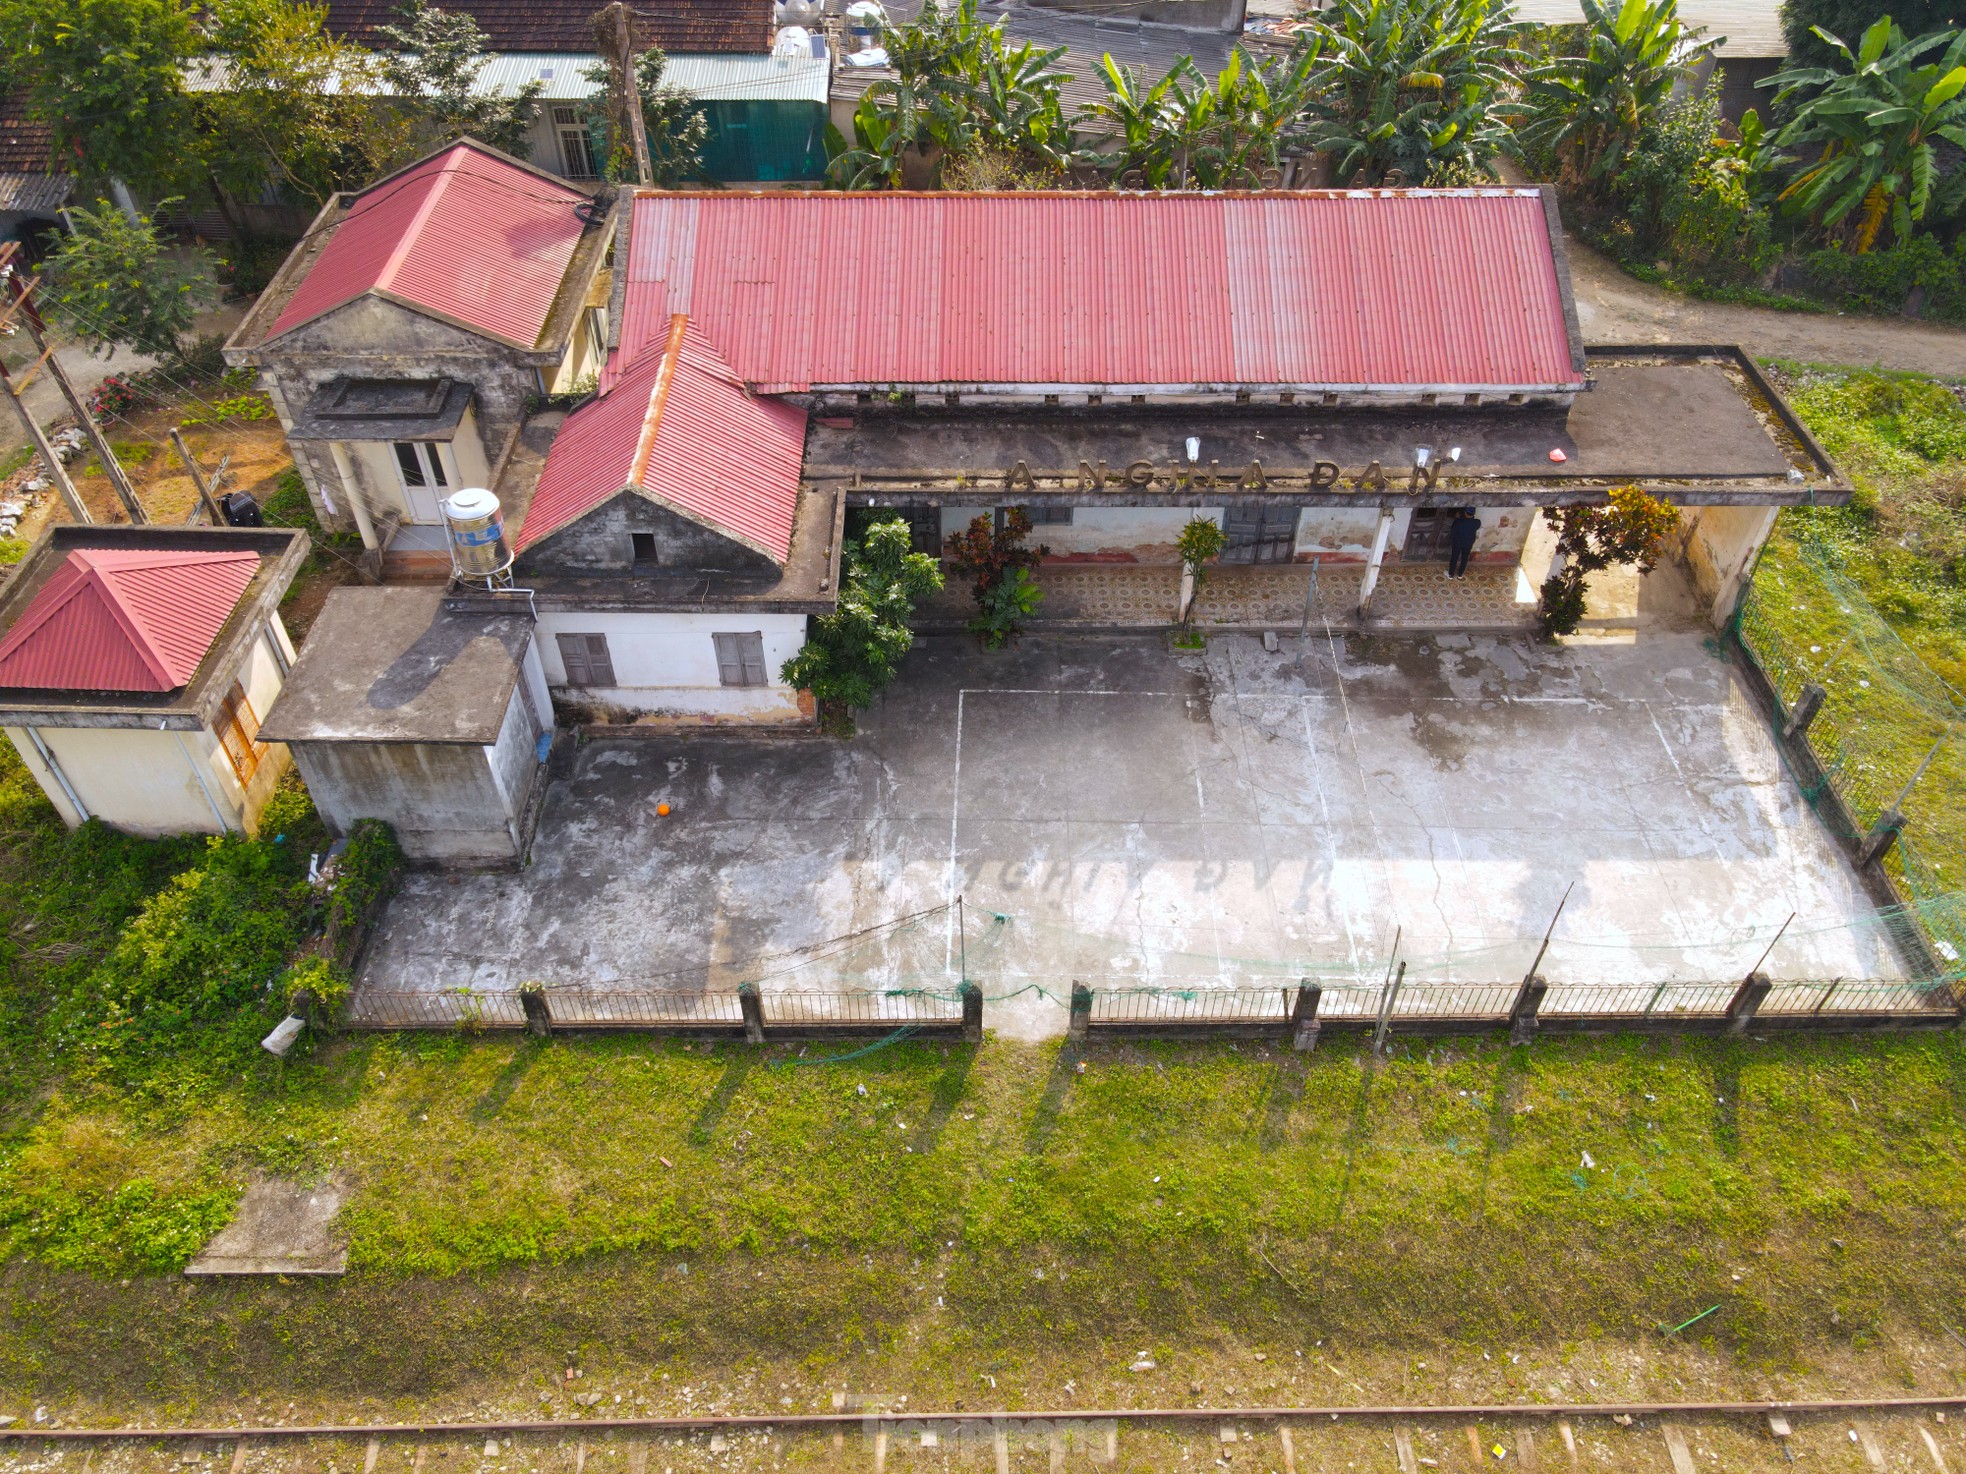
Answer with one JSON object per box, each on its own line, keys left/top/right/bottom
{"left": 713, "top": 632, "right": 768, "bottom": 688}
{"left": 215, "top": 680, "right": 266, "bottom": 788}
{"left": 556, "top": 633, "right": 616, "bottom": 688}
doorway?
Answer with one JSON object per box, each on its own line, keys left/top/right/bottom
{"left": 1221, "top": 504, "right": 1296, "bottom": 564}
{"left": 1403, "top": 507, "right": 1452, "bottom": 561}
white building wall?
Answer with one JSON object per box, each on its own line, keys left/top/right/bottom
{"left": 534, "top": 609, "right": 810, "bottom": 722}
{"left": 5, "top": 725, "right": 240, "bottom": 835}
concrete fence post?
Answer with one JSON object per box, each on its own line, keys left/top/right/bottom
{"left": 1856, "top": 809, "right": 1905, "bottom": 868}
{"left": 1508, "top": 975, "right": 1548, "bottom": 1046}
{"left": 1068, "top": 982, "right": 1092, "bottom": 1041}
{"left": 738, "top": 982, "right": 766, "bottom": 1045}
{"left": 1725, "top": 972, "right": 1772, "bottom": 1035}
{"left": 518, "top": 983, "right": 552, "bottom": 1039}
{"left": 1782, "top": 682, "right": 1827, "bottom": 743}
{"left": 959, "top": 982, "right": 983, "bottom": 1043}
{"left": 1290, "top": 981, "right": 1323, "bottom": 1051}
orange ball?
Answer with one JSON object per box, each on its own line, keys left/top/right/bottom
{"left": 656, "top": 802, "right": 672, "bottom": 817}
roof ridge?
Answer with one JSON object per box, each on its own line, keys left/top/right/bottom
{"left": 630, "top": 314, "right": 691, "bottom": 490}
{"left": 86, "top": 563, "right": 180, "bottom": 689}
{"left": 376, "top": 150, "right": 467, "bottom": 297}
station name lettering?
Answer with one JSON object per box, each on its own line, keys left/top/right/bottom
{"left": 999, "top": 458, "right": 1445, "bottom": 493}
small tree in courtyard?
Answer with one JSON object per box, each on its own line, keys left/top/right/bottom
{"left": 1536, "top": 484, "right": 1679, "bottom": 637}
{"left": 781, "top": 519, "right": 943, "bottom": 732}
{"left": 946, "top": 507, "right": 1049, "bottom": 649}
{"left": 42, "top": 200, "right": 215, "bottom": 358}
{"left": 1176, "top": 515, "right": 1228, "bottom": 630}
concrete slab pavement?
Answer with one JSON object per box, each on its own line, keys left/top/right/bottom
{"left": 359, "top": 599, "right": 1901, "bottom": 1039}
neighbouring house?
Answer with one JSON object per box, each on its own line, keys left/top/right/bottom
{"left": 318, "top": 0, "right": 830, "bottom": 184}
{"left": 258, "top": 585, "right": 555, "bottom": 864}
{"left": 0, "top": 101, "right": 73, "bottom": 254}
{"left": 0, "top": 527, "right": 307, "bottom": 837}
{"left": 223, "top": 140, "right": 617, "bottom": 576}
{"left": 1511, "top": 0, "right": 1787, "bottom": 122}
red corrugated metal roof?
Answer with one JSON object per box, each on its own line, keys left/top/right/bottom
{"left": 268, "top": 142, "right": 590, "bottom": 350}
{"left": 0, "top": 548, "right": 260, "bottom": 693}
{"left": 518, "top": 315, "right": 807, "bottom": 561}
{"left": 613, "top": 190, "right": 1585, "bottom": 394}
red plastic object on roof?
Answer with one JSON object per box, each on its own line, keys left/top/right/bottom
{"left": 518, "top": 316, "right": 807, "bottom": 562}
{"left": 0, "top": 548, "right": 260, "bottom": 693}
{"left": 613, "top": 190, "right": 1587, "bottom": 394}
{"left": 268, "top": 143, "right": 591, "bottom": 350}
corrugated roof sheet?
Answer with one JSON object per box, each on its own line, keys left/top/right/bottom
{"left": 0, "top": 548, "right": 259, "bottom": 693}
{"left": 833, "top": 5, "right": 1241, "bottom": 114}
{"left": 519, "top": 315, "right": 807, "bottom": 559}
{"left": 615, "top": 190, "right": 1585, "bottom": 393}
{"left": 266, "top": 142, "right": 591, "bottom": 349}
{"left": 1509, "top": 0, "right": 1785, "bottom": 55}
{"left": 472, "top": 50, "right": 828, "bottom": 100}
{"left": 323, "top": 0, "right": 774, "bottom": 55}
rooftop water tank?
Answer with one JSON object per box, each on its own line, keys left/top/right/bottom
{"left": 443, "top": 488, "right": 512, "bottom": 582}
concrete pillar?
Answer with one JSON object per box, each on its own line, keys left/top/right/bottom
{"left": 329, "top": 441, "right": 379, "bottom": 551}
{"left": 1067, "top": 981, "right": 1092, "bottom": 1040}
{"left": 738, "top": 982, "right": 765, "bottom": 1044}
{"left": 1290, "top": 981, "right": 1322, "bottom": 1051}
{"left": 1357, "top": 507, "right": 1394, "bottom": 619}
{"left": 960, "top": 981, "right": 982, "bottom": 1043}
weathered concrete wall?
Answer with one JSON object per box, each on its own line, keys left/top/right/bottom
{"left": 1679, "top": 503, "right": 1779, "bottom": 627}
{"left": 291, "top": 739, "right": 518, "bottom": 864}
{"left": 517, "top": 495, "right": 782, "bottom": 576}
{"left": 257, "top": 297, "right": 540, "bottom": 536}
{"left": 485, "top": 683, "right": 542, "bottom": 823}
{"left": 534, "top": 609, "right": 809, "bottom": 722}
{"left": 1291, "top": 504, "right": 1537, "bottom": 563}
{"left": 938, "top": 506, "right": 1223, "bottom": 565}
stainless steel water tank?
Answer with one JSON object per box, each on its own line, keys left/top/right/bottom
{"left": 443, "top": 488, "right": 510, "bottom": 579}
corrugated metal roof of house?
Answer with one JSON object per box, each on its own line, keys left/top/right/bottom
{"left": 0, "top": 548, "right": 260, "bottom": 693}
{"left": 1509, "top": 0, "right": 1785, "bottom": 56}
{"left": 518, "top": 315, "right": 807, "bottom": 560}
{"left": 833, "top": 5, "right": 1241, "bottom": 114}
{"left": 474, "top": 50, "right": 829, "bottom": 100}
{"left": 613, "top": 189, "right": 1585, "bottom": 394}
{"left": 264, "top": 141, "right": 592, "bottom": 350}
{"left": 323, "top": 0, "right": 774, "bottom": 54}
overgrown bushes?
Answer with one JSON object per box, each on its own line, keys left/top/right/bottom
{"left": 1786, "top": 236, "right": 1966, "bottom": 323}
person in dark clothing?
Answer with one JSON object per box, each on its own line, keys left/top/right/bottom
{"left": 1446, "top": 507, "right": 1481, "bottom": 577}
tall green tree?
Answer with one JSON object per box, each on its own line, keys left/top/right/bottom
{"left": 377, "top": 1, "right": 543, "bottom": 158}
{"left": 1765, "top": 17, "right": 1966, "bottom": 250}
{"left": 580, "top": 46, "right": 709, "bottom": 184}
{"left": 1297, "top": 0, "right": 1527, "bottom": 185}
{"left": 0, "top": 0, "right": 203, "bottom": 200}
{"left": 1524, "top": 0, "right": 1717, "bottom": 190}
{"left": 780, "top": 520, "right": 943, "bottom": 721}
{"left": 42, "top": 199, "right": 215, "bottom": 358}
{"left": 201, "top": 0, "right": 409, "bottom": 208}
{"left": 1781, "top": 0, "right": 1954, "bottom": 73}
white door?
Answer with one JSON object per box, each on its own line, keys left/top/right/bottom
{"left": 392, "top": 441, "right": 450, "bottom": 523}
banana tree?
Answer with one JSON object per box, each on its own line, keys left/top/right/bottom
{"left": 1299, "top": 0, "right": 1526, "bottom": 186}
{"left": 1079, "top": 54, "right": 1185, "bottom": 185}
{"left": 1523, "top": 0, "right": 1717, "bottom": 188}
{"left": 1764, "top": 17, "right": 1966, "bottom": 250}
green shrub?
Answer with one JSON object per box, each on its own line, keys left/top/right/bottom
{"left": 75, "top": 835, "right": 314, "bottom": 1039}
{"left": 279, "top": 952, "right": 351, "bottom": 1020}
{"left": 1789, "top": 236, "right": 1966, "bottom": 324}
{"left": 0, "top": 1178, "right": 238, "bottom": 1274}
{"left": 256, "top": 771, "right": 329, "bottom": 853}
{"left": 326, "top": 819, "right": 403, "bottom": 955}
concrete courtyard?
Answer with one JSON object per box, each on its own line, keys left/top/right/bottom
{"left": 358, "top": 609, "right": 1904, "bottom": 1039}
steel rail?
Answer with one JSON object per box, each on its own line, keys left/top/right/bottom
{"left": 8, "top": 1395, "right": 1966, "bottom": 1441}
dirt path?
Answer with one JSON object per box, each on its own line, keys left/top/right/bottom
{"left": 1566, "top": 233, "right": 1966, "bottom": 374}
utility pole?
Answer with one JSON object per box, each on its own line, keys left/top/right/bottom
{"left": 0, "top": 354, "right": 91, "bottom": 525}
{"left": 1, "top": 252, "right": 146, "bottom": 524}
{"left": 611, "top": 2, "right": 654, "bottom": 186}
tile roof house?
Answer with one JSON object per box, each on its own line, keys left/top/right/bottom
{"left": 0, "top": 100, "right": 73, "bottom": 235}
{"left": 0, "top": 528, "right": 308, "bottom": 837}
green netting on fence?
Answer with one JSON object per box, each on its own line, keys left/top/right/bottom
{"left": 1734, "top": 529, "right": 1966, "bottom": 973}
